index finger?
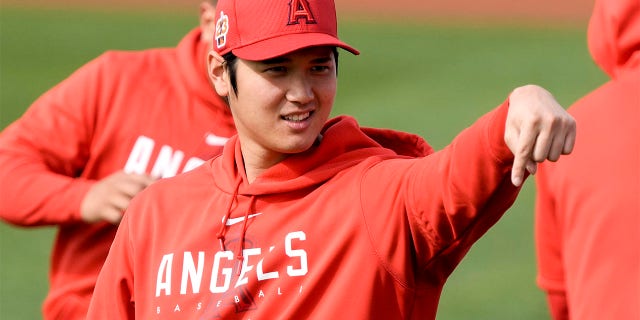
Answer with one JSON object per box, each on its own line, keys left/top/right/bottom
{"left": 115, "top": 173, "right": 156, "bottom": 198}
{"left": 511, "top": 125, "right": 537, "bottom": 187}
{"left": 125, "top": 173, "right": 156, "bottom": 187}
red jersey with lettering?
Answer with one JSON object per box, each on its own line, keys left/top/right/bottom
{"left": 0, "top": 28, "right": 235, "bottom": 319}
{"left": 88, "top": 102, "right": 522, "bottom": 319}
{"left": 534, "top": 0, "right": 640, "bottom": 318}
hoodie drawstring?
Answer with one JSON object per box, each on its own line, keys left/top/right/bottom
{"left": 236, "top": 195, "right": 256, "bottom": 275}
{"left": 217, "top": 177, "right": 241, "bottom": 251}
{"left": 215, "top": 176, "right": 257, "bottom": 276}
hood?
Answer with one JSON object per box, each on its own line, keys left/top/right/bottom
{"left": 588, "top": 0, "right": 640, "bottom": 78}
{"left": 212, "top": 115, "right": 434, "bottom": 196}
{"left": 177, "top": 27, "right": 232, "bottom": 111}
{"left": 211, "top": 115, "right": 434, "bottom": 267}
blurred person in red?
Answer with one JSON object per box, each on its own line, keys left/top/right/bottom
{"left": 0, "top": 1, "right": 235, "bottom": 319}
{"left": 534, "top": 0, "right": 640, "bottom": 318}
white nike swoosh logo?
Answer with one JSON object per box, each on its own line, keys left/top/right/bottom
{"left": 224, "top": 213, "right": 263, "bottom": 226}
{"left": 205, "top": 133, "right": 229, "bottom": 146}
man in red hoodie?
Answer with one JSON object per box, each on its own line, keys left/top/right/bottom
{"left": 534, "top": 0, "right": 640, "bottom": 319}
{"left": 0, "top": 1, "right": 235, "bottom": 319}
{"left": 87, "top": 0, "right": 576, "bottom": 318}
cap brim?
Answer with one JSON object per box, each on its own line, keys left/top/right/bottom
{"left": 231, "top": 33, "right": 359, "bottom": 61}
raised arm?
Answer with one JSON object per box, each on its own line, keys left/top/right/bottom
{"left": 362, "top": 84, "right": 575, "bottom": 283}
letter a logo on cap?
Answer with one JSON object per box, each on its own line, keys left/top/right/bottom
{"left": 288, "top": 0, "right": 316, "bottom": 25}
{"left": 215, "top": 11, "right": 229, "bottom": 49}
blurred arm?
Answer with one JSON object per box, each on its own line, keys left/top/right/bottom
{"left": 0, "top": 58, "right": 101, "bottom": 226}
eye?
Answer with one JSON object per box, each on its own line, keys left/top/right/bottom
{"left": 264, "top": 66, "right": 287, "bottom": 74}
{"left": 311, "top": 65, "right": 332, "bottom": 73}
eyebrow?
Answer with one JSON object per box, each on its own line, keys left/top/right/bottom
{"left": 261, "top": 57, "right": 289, "bottom": 65}
{"left": 260, "top": 55, "right": 333, "bottom": 65}
{"left": 311, "top": 56, "right": 333, "bottom": 64}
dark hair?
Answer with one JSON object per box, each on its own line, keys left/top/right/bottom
{"left": 221, "top": 52, "right": 240, "bottom": 96}
{"left": 222, "top": 47, "right": 340, "bottom": 96}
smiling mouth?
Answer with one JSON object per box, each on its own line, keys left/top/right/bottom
{"left": 282, "top": 111, "right": 313, "bottom": 122}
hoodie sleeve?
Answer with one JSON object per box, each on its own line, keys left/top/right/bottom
{"left": 87, "top": 210, "right": 136, "bottom": 319}
{"left": 0, "top": 56, "right": 104, "bottom": 226}
{"left": 362, "top": 99, "right": 521, "bottom": 284}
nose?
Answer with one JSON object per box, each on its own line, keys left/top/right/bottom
{"left": 285, "top": 73, "right": 314, "bottom": 105}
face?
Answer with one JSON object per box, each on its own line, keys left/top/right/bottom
{"left": 199, "top": 1, "right": 217, "bottom": 43}
{"left": 215, "top": 46, "right": 337, "bottom": 167}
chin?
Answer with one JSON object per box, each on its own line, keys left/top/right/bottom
{"left": 283, "top": 139, "right": 317, "bottom": 155}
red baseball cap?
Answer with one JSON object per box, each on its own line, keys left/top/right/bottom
{"left": 213, "top": 0, "right": 360, "bottom": 60}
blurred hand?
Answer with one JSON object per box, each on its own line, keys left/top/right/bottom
{"left": 505, "top": 84, "right": 576, "bottom": 187}
{"left": 80, "top": 170, "right": 155, "bottom": 224}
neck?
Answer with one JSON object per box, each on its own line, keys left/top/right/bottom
{"left": 241, "top": 147, "right": 287, "bottom": 184}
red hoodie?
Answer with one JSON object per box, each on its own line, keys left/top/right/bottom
{"left": 88, "top": 100, "right": 521, "bottom": 319}
{"left": 0, "top": 28, "right": 235, "bottom": 319}
{"left": 534, "top": 0, "right": 640, "bottom": 319}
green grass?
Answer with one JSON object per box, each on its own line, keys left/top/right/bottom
{"left": 0, "top": 6, "right": 606, "bottom": 320}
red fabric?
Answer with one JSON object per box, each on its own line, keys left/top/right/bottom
{"left": 88, "top": 102, "right": 524, "bottom": 319}
{"left": 546, "top": 292, "right": 570, "bottom": 320}
{"left": 0, "top": 28, "right": 235, "bottom": 319}
{"left": 535, "top": 0, "right": 640, "bottom": 318}
{"left": 587, "top": 0, "right": 640, "bottom": 78}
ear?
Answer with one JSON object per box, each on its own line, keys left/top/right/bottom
{"left": 207, "top": 50, "right": 229, "bottom": 97}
